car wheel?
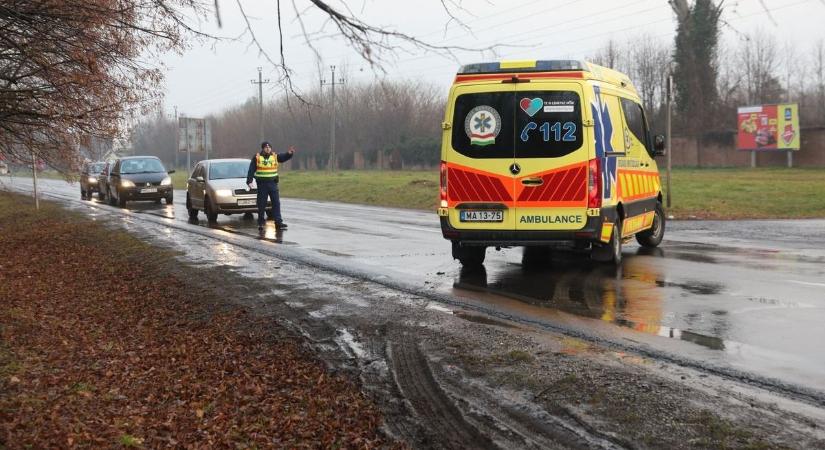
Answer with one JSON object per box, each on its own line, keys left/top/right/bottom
{"left": 205, "top": 196, "right": 218, "bottom": 222}
{"left": 98, "top": 189, "right": 106, "bottom": 201}
{"left": 186, "top": 194, "right": 198, "bottom": 220}
{"left": 452, "top": 241, "right": 486, "bottom": 267}
{"left": 242, "top": 212, "right": 254, "bottom": 220}
{"left": 80, "top": 187, "right": 86, "bottom": 199}
{"left": 118, "top": 194, "right": 127, "bottom": 208}
{"left": 165, "top": 195, "right": 173, "bottom": 205}
{"left": 265, "top": 210, "right": 274, "bottom": 220}
{"left": 108, "top": 188, "right": 117, "bottom": 206}
{"left": 636, "top": 203, "right": 665, "bottom": 248}
{"left": 592, "top": 219, "right": 622, "bottom": 264}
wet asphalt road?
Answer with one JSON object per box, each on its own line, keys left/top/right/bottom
{"left": 6, "top": 176, "right": 825, "bottom": 397}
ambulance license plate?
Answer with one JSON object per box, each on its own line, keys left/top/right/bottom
{"left": 140, "top": 188, "right": 157, "bottom": 193}
{"left": 460, "top": 210, "right": 503, "bottom": 222}
{"left": 237, "top": 199, "right": 256, "bottom": 206}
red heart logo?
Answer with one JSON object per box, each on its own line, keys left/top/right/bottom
{"left": 520, "top": 98, "right": 531, "bottom": 112}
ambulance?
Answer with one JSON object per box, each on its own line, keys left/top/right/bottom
{"left": 437, "top": 60, "right": 666, "bottom": 266}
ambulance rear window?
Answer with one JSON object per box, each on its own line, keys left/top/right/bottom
{"left": 515, "top": 91, "right": 582, "bottom": 158}
{"left": 451, "top": 92, "right": 516, "bottom": 159}
{"left": 451, "top": 91, "right": 582, "bottom": 159}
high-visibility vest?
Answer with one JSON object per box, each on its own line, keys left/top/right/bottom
{"left": 254, "top": 153, "right": 279, "bottom": 179}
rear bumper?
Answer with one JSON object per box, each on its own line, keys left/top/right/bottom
{"left": 440, "top": 207, "right": 618, "bottom": 246}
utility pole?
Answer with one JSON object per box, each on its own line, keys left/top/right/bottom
{"left": 666, "top": 74, "right": 673, "bottom": 210}
{"left": 321, "top": 65, "right": 344, "bottom": 171}
{"left": 251, "top": 67, "right": 270, "bottom": 143}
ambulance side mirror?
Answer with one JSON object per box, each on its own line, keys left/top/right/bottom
{"left": 653, "top": 135, "right": 666, "bottom": 157}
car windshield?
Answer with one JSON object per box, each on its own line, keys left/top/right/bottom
{"left": 120, "top": 158, "right": 165, "bottom": 174}
{"left": 89, "top": 163, "right": 105, "bottom": 174}
{"left": 209, "top": 161, "right": 248, "bottom": 180}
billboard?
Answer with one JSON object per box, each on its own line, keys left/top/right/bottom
{"left": 178, "top": 117, "right": 212, "bottom": 153}
{"left": 737, "top": 103, "right": 799, "bottom": 151}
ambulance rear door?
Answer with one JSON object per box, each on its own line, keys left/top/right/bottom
{"left": 512, "top": 82, "right": 589, "bottom": 231}
{"left": 444, "top": 83, "right": 517, "bottom": 232}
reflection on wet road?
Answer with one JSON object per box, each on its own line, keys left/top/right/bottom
{"left": 8, "top": 177, "right": 825, "bottom": 392}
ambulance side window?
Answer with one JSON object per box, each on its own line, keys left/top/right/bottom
{"left": 620, "top": 98, "right": 649, "bottom": 154}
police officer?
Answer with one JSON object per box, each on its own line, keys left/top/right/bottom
{"left": 246, "top": 141, "right": 295, "bottom": 231}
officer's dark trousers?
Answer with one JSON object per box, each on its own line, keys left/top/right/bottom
{"left": 256, "top": 179, "right": 282, "bottom": 226}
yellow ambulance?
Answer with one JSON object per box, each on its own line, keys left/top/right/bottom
{"left": 437, "top": 60, "right": 666, "bottom": 266}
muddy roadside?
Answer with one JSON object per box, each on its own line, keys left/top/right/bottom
{"left": 3, "top": 191, "right": 825, "bottom": 449}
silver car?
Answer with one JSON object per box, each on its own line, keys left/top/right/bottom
{"left": 186, "top": 158, "right": 271, "bottom": 222}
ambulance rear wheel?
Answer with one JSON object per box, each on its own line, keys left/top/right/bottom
{"left": 452, "top": 242, "right": 486, "bottom": 267}
{"left": 636, "top": 203, "right": 665, "bottom": 248}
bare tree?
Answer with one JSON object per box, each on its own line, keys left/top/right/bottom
{"left": 1, "top": 0, "right": 488, "bottom": 172}
{"left": 590, "top": 39, "right": 625, "bottom": 71}
{"left": 813, "top": 39, "right": 825, "bottom": 122}
{"left": 737, "top": 31, "right": 782, "bottom": 104}
{"left": 626, "top": 34, "right": 672, "bottom": 116}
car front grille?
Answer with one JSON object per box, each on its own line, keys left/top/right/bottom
{"left": 234, "top": 188, "right": 257, "bottom": 195}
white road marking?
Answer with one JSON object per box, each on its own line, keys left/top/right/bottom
{"left": 787, "top": 280, "right": 825, "bottom": 288}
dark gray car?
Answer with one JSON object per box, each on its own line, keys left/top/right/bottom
{"left": 80, "top": 161, "right": 106, "bottom": 200}
{"left": 107, "top": 156, "right": 175, "bottom": 207}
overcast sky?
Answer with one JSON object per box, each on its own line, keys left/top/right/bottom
{"left": 160, "top": 0, "right": 825, "bottom": 118}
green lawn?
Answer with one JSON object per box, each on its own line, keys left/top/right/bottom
{"left": 661, "top": 168, "right": 825, "bottom": 219}
{"left": 278, "top": 170, "right": 440, "bottom": 211}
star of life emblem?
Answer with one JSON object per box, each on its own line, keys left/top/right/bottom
{"left": 464, "top": 105, "right": 501, "bottom": 146}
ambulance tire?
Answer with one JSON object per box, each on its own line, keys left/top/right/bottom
{"left": 452, "top": 242, "right": 485, "bottom": 267}
{"left": 636, "top": 203, "right": 665, "bottom": 248}
{"left": 591, "top": 219, "right": 622, "bottom": 265}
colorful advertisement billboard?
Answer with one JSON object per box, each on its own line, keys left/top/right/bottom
{"left": 737, "top": 103, "right": 799, "bottom": 151}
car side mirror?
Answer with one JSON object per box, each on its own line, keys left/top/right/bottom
{"left": 653, "top": 135, "right": 666, "bottom": 156}
{"left": 167, "top": 169, "right": 176, "bottom": 174}
{"left": 195, "top": 176, "right": 204, "bottom": 182}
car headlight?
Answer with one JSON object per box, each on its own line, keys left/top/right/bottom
{"left": 215, "top": 189, "right": 232, "bottom": 197}
{"left": 161, "top": 176, "right": 172, "bottom": 186}
{"left": 121, "top": 180, "right": 135, "bottom": 188}
{"left": 88, "top": 177, "right": 97, "bottom": 183}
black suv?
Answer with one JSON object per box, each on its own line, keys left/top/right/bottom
{"left": 107, "top": 156, "right": 175, "bottom": 207}
{"left": 80, "top": 161, "right": 106, "bottom": 200}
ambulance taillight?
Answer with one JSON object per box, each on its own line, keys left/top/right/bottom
{"left": 587, "top": 158, "right": 601, "bottom": 208}
{"left": 440, "top": 161, "right": 448, "bottom": 207}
